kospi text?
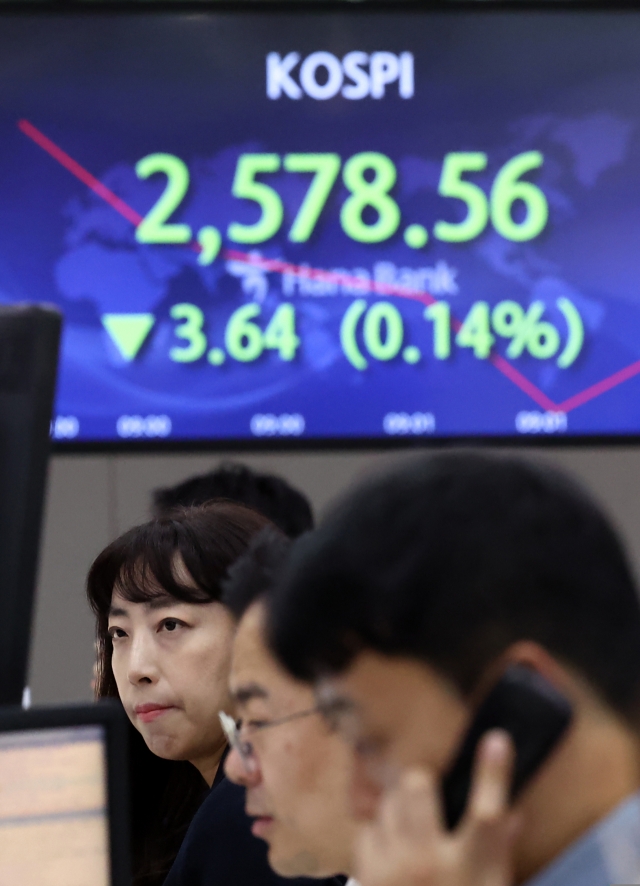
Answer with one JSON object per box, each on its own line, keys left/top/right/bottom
{"left": 266, "top": 51, "right": 414, "bottom": 100}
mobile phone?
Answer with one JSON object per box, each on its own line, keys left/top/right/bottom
{"left": 441, "top": 664, "right": 573, "bottom": 829}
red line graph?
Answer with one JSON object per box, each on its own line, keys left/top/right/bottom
{"left": 557, "top": 359, "right": 640, "bottom": 413}
{"left": 18, "top": 120, "right": 144, "bottom": 228}
{"left": 17, "top": 118, "right": 639, "bottom": 415}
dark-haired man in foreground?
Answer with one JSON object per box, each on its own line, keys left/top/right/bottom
{"left": 268, "top": 454, "right": 640, "bottom": 886}
{"left": 221, "top": 531, "right": 517, "bottom": 886}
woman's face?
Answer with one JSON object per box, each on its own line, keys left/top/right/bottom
{"left": 108, "top": 579, "right": 235, "bottom": 780}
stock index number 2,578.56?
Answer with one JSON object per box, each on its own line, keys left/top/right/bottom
{"left": 135, "top": 150, "right": 549, "bottom": 258}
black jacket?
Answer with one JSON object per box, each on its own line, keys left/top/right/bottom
{"left": 163, "top": 769, "right": 346, "bottom": 886}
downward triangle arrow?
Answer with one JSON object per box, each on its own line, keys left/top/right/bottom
{"left": 102, "top": 313, "right": 155, "bottom": 361}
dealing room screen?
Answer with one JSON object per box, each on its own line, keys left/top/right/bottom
{"left": 0, "top": 724, "right": 110, "bottom": 886}
{"left": 1, "top": 8, "right": 639, "bottom": 444}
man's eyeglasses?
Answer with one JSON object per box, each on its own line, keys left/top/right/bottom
{"left": 311, "top": 690, "right": 402, "bottom": 791}
{"left": 219, "top": 706, "right": 320, "bottom": 774}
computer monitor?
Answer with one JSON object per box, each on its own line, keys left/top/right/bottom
{"left": 0, "top": 305, "right": 61, "bottom": 706}
{"left": 0, "top": 702, "right": 130, "bottom": 886}
{"left": 2, "top": 3, "right": 640, "bottom": 445}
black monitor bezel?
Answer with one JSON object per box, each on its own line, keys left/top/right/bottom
{"left": 2, "top": 0, "right": 638, "bottom": 450}
{"left": 0, "top": 701, "right": 130, "bottom": 886}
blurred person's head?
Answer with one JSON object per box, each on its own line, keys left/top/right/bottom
{"left": 221, "top": 530, "right": 357, "bottom": 879}
{"left": 269, "top": 453, "right": 640, "bottom": 882}
{"left": 152, "top": 461, "right": 313, "bottom": 539}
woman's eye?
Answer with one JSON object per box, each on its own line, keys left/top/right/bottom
{"left": 160, "top": 619, "right": 184, "bottom": 633}
{"left": 108, "top": 627, "right": 127, "bottom": 640}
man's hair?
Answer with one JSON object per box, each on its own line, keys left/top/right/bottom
{"left": 222, "top": 528, "right": 291, "bottom": 620}
{"left": 269, "top": 453, "right": 640, "bottom": 723}
{"left": 152, "top": 461, "right": 313, "bottom": 539}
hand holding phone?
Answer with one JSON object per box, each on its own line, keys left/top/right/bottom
{"left": 354, "top": 665, "right": 572, "bottom": 886}
{"left": 442, "top": 665, "right": 573, "bottom": 829}
{"left": 355, "top": 731, "right": 518, "bottom": 886}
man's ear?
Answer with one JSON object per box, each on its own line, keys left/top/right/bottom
{"left": 493, "top": 640, "right": 578, "bottom": 700}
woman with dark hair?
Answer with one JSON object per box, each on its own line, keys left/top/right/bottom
{"left": 86, "top": 501, "right": 271, "bottom": 885}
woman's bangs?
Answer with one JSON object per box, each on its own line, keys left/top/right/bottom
{"left": 113, "top": 556, "right": 168, "bottom": 606}
{"left": 113, "top": 542, "right": 211, "bottom": 606}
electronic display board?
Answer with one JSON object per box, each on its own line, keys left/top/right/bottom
{"left": 1, "top": 5, "right": 639, "bottom": 445}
